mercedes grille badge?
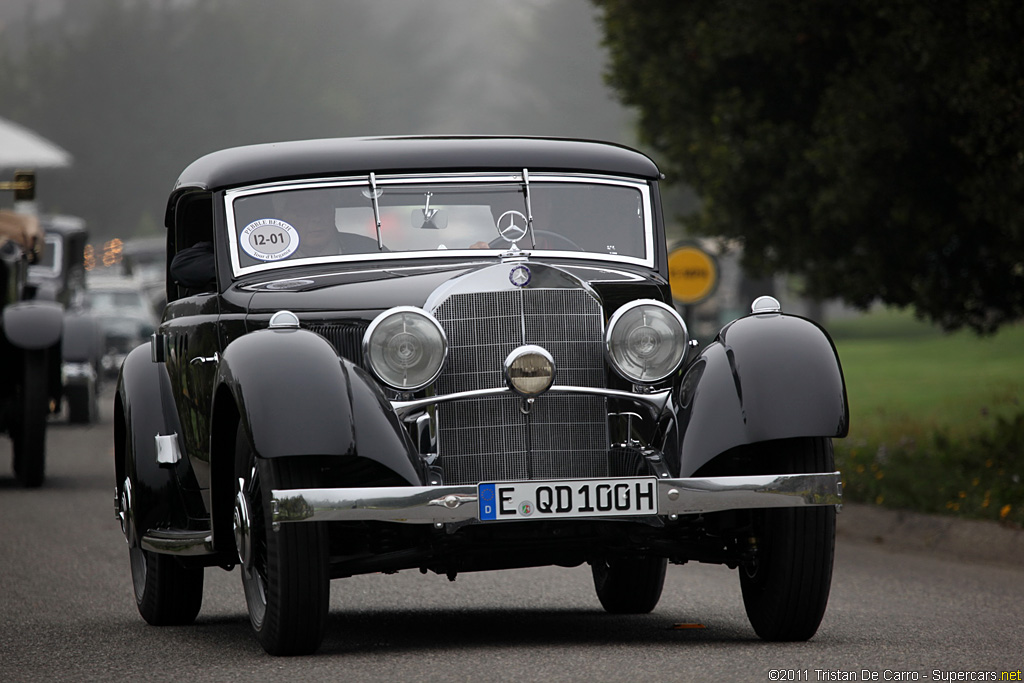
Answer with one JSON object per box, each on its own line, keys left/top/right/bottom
{"left": 509, "top": 264, "right": 531, "bottom": 287}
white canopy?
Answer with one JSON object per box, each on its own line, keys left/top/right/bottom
{"left": 0, "top": 116, "right": 71, "bottom": 169}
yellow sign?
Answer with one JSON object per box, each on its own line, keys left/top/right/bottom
{"left": 668, "top": 245, "right": 718, "bottom": 304}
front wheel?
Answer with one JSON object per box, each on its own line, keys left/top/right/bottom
{"left": 130, "top": 545, "right": 204, "bottom": 625}
{"left": 739, "top": 437, "right": 836, "bottom": 641}
{"left": 234, "top": 423, "right": 328, "bottom": 656}
{"left": 592, "top": 555, "right": 667, "bottom": 614}
{"left": 121, "top": 427, "right": 204, "bottom": 625}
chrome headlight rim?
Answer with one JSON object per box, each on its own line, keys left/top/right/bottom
{"left": 605, "top": 298, "right": 688, "bottom": 384}
{"left": 503, "top": 344, "right": 557, "bottom": 397}
{"left": 362, "top": 306, "right": 448, "bottom": 391}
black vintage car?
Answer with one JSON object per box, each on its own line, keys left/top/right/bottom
{"left": 115, "top": 136, "right": 847, "bottom": 655}
{"left": 1, "top": 205, "right": 63, "bottom": 486}
{"left": 28, "top": 214, "right": 105, "bottom": 424}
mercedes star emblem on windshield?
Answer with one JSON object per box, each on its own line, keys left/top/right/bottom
{"left": 497, "top": 210, "right": 529, "bottom": 244}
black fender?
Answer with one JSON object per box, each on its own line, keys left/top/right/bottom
{"left": 114, "top": 342, "right": 190, "bottom": 545}
{"left": 2, "top": 300, "right": 63, "bottom": 349}
{"left": 676, "top": 312, "right": 848, "bottom": 476}
{"left": 4, "top": 300, "right": 64, "bottom": 405}
{"left": 214, "top": 326, "right": 423, "bottom": 484}
{"left": 207, "top": 326, "right": 424, "bottom": 558}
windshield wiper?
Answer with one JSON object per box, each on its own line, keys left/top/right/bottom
{"left": 522, "top": 168, "right": 536, "bottom": 248}
{"left": 369, "top": 172, "right": 383, "bottom": 250}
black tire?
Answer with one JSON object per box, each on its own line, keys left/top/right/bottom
{"left": 235, "top": 424, "right": 328, "bottom": 656}
{"left": 123, "top": 423, "right": 204, "bottom": 626}
{"left": 66, "top": 384, "right": 95, "bottom": 424}
{"left": 592, "top": 555, "right": 667, "bottom": 614}
{"left": 13, "top": 350, "right": 49, "bottom": 487}
{"left": 130, "top": 545, "right": 204, "bottom": 626}
{"left": 739, "top": 437, "right": 836, "bottom": 641}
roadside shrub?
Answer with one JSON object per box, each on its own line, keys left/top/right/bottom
{"left": 835, "top": 410, "right": 1024, "bottom": 528}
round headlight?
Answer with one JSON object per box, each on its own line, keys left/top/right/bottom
{"left": 605, "top": 299, "right": 688, "bottom": 383}
{"left": 363, "top": 307, "right": 447, "bottom": 391}
{"left": 504, "top": 345, "right": 556, "bottom": 397}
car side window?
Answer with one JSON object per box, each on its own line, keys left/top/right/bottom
{"left": 169, "top": 194, "right": 215, "bottom": 300}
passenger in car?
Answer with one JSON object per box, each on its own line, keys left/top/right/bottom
{"left": 287, "top": 201, "right": 343, "bottom": 258}
{"left": 169, "top": 240, "right": 215, "bottom": 290}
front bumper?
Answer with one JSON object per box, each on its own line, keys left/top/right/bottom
{"left": 271, "top": 472, "right": 842, "bottom": 529}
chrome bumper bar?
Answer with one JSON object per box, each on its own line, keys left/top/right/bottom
{"left": 271, "top": 472, "right": 842, "bottom": 528}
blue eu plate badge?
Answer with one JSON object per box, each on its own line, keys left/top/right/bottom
{"left": 479, "top": 483, "right": 498, "bottom": 520}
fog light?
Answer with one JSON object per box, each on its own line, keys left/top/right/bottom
{"left": 504, "top": 345, "right": 556, "bottom": 397}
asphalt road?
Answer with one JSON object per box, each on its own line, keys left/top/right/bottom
{"left": 1, "top": 390, "right": 1021, "bottom": 682}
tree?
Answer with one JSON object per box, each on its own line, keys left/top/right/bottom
{"left": 593, "top": 0, "right": 1024, "bottom": 333}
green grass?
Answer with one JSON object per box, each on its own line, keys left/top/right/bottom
{"left": 832, "top": 310, "right": 1024, "bottom": 441}
{"left": 826, "top": 308, "right": 1024, "bottom": 526}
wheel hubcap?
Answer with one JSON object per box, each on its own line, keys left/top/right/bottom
{"left": 233, "top": 488, "right": 253, "bottom": 571}
{"left": 118, "top": 477, "right": 135, "bottom": 545}
{"left": 130, "top": 545, "right": 147, "bottom": 601}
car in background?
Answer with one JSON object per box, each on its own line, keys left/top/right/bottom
{"left": 27, "top": 215, "right": 105, "bottom": 424}
{"left": 83, "top": 276, "right": 157, "bottom": 380}
{"left": 115, "top": 136, "right": 847, "bottom": 655}
{"left": 27, "top": 214, "right": 89, "bottom": 306}
{"left": 1, "top": 207, "right": 62, "bottom": 486}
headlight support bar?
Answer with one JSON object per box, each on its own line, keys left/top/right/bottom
{"left": 391, "top": 385, "right": 672, "bottom": 419}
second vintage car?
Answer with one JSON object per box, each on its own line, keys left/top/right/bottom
{"left": 115, "top": 136, "right": 847, "bottom": 655}
{"left": 2, "top": 178, "right": 64, "bottom": 486}
{"left": 28, "top": 214, "right": 105, "bottom": 424}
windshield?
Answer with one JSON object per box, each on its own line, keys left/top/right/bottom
{"left": 226, "top": 174, "right": 652, "bottom": 276}
{"left": 28, "top": 235, "right": 62, "bottom": 275}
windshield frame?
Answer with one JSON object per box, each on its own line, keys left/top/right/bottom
{"left": 223, "top": 172, "right": 655, "bottom": 278}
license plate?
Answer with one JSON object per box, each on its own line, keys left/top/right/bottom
{"left": 478, "top": 477, "right": 658, "bottom": 521}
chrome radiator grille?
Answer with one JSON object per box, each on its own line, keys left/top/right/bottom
{"left": 432, "top": 288, "right": 609, "bottom": 485}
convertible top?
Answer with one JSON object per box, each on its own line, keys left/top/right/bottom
{"left": 166, "top": 136, "right": 661, "bottom": 227}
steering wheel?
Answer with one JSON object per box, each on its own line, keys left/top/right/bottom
{"left": 489, "top": 230, "right": 584, "bottom": 251}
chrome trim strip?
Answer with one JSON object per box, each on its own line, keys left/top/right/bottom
{"left": 150, "top": 333, "right": 166, "bottom": 363}
{"left": 391, "top": 385, "right": 672, "bottom": 418}
{"left": 271, "top": 472, "right": 842, "bottom": 526}
{"left": 140, "top": 529, "right": 215, "bottom": 556}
